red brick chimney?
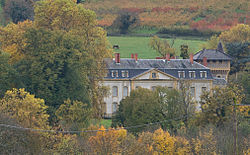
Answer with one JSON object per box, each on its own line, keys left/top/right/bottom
{"left": 135, "top": 53, "right": 138, "bottom": 61}
{"left": 115, "top": 53, "right": 120, "bottom": 63}
{"left": 190, "top": 53, "right": 193, "bottom": 64}
{"left": 166, "top": 53, "right": 170, "bottom": 61}
{"left": 171, "top": 56, "right": 175, "bottom": 59}
{"left": 131, "top": 53, "right": 134, "bottom": 59}
{"left": 203, "top": 57, "right": 207, "bottom": 67}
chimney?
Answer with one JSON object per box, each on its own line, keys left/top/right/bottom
{"left": 203, "top": 57, "right": 207, "bottom": 67}
{"left": 135, "top": 53, "right": 138, "bottom": 61}
{"left": 190, "top": 53, "right": 193, "bottom": 64}
{"left": 131, "top": 53, "right": 134, "bottom": 59}
{"left": 166, "top": 53, "right": 170, "bottom": 61}
{"left": 115, "top": 53, "right": 120, "bottom": 63}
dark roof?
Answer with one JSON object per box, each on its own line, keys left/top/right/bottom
{"left": 193, "top": 49, "right": 232, "bottom": 60}
{"left": 213, "top": 78, "right": 227, "bottom": 85}
{"left": 105, "top": 58, "right": 209, "bottom": 69}
{"left": 104, "top": 58, "right": 213, "bottom": 80}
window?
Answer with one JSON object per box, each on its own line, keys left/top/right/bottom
{"left": 112, "top": 102, "right": 118, "bottom": 113}
{"left": 200, "top": 71, "right": 207, "bottom": 78}
{"left": 112, "top": 86, "right": 118, "bottom": 97}
{"left": 189, "top": 71, "right": 196, "bottom": 78}
{"left": 123, "top": 86, "right": 128, "bottom": 97}
{"left": 116, "top": 70, "right": 119, "bottom": 77}
{"left": 202, "top": 87, "right": 207, "bottom": 92}
{"left": 178, "top": 71, "right": 185, "bottom": 78}
{"left": 152, "top": 72, "right": 157, "bottom": 78}
{"left": 190, "top": 87, "right": 195, "bottom": 97}
{"left": 122, "top": 71, "right": 129, "bottom": 77}
{"left": 111, "top": 71, "right": 115, "bottom": 77}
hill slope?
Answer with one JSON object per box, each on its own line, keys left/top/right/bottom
{"left": 83, "top": 0, "right": 249, "bottom": 31}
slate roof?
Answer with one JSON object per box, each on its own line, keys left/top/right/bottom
{"left": 213, "top": 78, "right": 227, "bottom": 85}
{"left": 193, "top": 49, "right": 232, "bottom": 61}
{"left": 104, "top": 58, "right": 213, "bottom": 80}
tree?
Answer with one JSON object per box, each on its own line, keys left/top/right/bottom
{"left": 0, "top": 88, "right": 49, "bottom": 129}
{"left": 201, "top": 35, "right": 221, "bottom": 49}
{"left": 197, "top": 84, "right": 245, "bottom": 127}
{"left": 0, "top": 52, "right": 19, "bottom": 97}
{"left": 219, "top": 24, "right": 250, "bottom": 43}
{"left": 149, "top": 36, "right": 175, "bottom": 57}
{"left": 3, "top": 0, "right": 35, "bottom": 24}
{"left": 88, "top": 126, "right": 127, "bottom": 154}
{"left": 55, "top": 99, "right": 92, "bottom": 131}
{"left": 180, "top": 44, "right": 189, "bottom": 59}
{"left": 112, "top": 11, "right": 139, "bottom": 34}
{"left": 0, "top": 113, "right": 41, "bottom": 154}
{"left": 0, "top": 20, "right": 33, "bottom": 63}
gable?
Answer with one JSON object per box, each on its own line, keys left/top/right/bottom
{"left": 133, "top": 69, "right": 176, "bottom": 80}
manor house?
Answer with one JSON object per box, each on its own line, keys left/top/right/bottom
{"left": 102, "top": 43, "right": 232, "bottom": 118}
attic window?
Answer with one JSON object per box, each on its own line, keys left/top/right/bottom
{"left": 111, "top": 70, "right": 119, "bottom": 78}
{"left": 189, "top": 71, "right": 196, "bottom": 78}
{"left": 152, "top": 73, "right": 157, "bottom": 78}
{"left": 178, "top": 71, "right": 185, "bottom": 78}
{"left": 200, "top": 71, "right": 207, "bottom": 78}
{"left": 122, "top": 70, "right": 129, "bottom": 77}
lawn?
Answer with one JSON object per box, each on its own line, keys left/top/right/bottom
{"left": 108, "top": 36, "right": 206, "bottom": 59}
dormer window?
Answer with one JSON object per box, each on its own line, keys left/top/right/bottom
{"left": 152, "top": 73, "right": 157, "bottom": 78}
{"left": 122, "top": 70, "right": 129, "bottom": 77}
{"left": 111, "top": 70, "right": 119, "bottom": 78}
{"left": 178, "top": 71, "right": 185, "bottom": 78}
{"left": 189, "top": 71, "right": 196, "bottom": 78}
{"left": 200, "top": 71, "right": 207, "bottom": 78}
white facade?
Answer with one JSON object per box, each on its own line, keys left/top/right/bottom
{"left": 102, "top": 69, "right": 212, "bottom": 117}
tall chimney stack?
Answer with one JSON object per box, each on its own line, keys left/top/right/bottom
{"left": 190, "top": 53, "right": 193, "bottom": 64}
{"left": 115, "top": 53, "right": 120, "bottom": 63}
{"left": 203, "top": 57, "right": 207, "bottom": 67}
{"left": 166, "top": 53, "right": 170, "bottom": 61}
{"left": 135, "top": 53, "right": 138, "bottom": 61}
{"left": 131, "top": 53, "right": 134, "bottom": 59}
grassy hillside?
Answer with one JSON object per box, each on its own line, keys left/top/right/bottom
{"left": 108, "top": 36, "right": 205, "bottom": 58}
{"left": 83, "top": 0, "right": 249, "bottom": 32}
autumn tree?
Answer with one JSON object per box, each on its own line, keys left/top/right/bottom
{"left": 149, "top": 36, "right": 175, "bottom": 57}
{"left": 0, "top": 88, "right": 49, "bottom": 129}
{"left": 0, "top": 113, "right": 41, "bottom": 154}
{"left": 55, "top": 99, "right": 92, "bottom": 131}
{"left": 197, "top": 84, "right": 245, "bottom": 127}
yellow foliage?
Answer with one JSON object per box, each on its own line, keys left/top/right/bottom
{"left": 219, "top": 24, "right": 250, "bottom": 43}
{"left": 0, "top": 20, "right": 33, "bottom": 63}
{"left": 0, "top": 88, "right": 49, "bottom": 129}
{"left": 88, "top": 126, "right": 127, "bottom": 154}
{"left": 152, "top": 128, "right": 176, "bottom": 154}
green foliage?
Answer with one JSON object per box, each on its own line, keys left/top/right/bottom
{"left": 112, "top": 87, "right": 193, "bottom": 133}
{"left": 56, "top": 99, "right": 92, "bottom": 131}
{"left": 180, "top": 44, "right": 189, "bottom": 59}
{"left": 16, "top": 28, "right": 91, "bottom": 109}
{"left": 226, "top": 42, "right": 249, "bottom": 74}
{"left": 198, "top": 84, "right": 244, "bottom": 127}
{"left": 149, "top": 35, "right": 175, "bottom": 57}
{"left": 112, "top": 11, "right": 139, "bottom": 34}
{"left": 0, "top": 52, "right": 19, "bottom": 97}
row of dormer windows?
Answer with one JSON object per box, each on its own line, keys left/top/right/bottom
{"left": 111, "top": 70, "right": 129, "bottom": 78}
{"left": 178, "top": 71, "right": 207, "bottom": 78}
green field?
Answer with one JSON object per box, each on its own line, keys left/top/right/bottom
{"left": 108, "top": 36, "right": 206, "bottom": 59}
